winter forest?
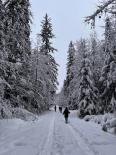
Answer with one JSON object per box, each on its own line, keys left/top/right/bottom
{"left": 59, "top": 1, "right": 116, "bottom": 118}
{"left": 0, "top": 0, "right": 58, "bottom": 117}
{"left": 0, "top": 0, "right": 116, "bottom": 155}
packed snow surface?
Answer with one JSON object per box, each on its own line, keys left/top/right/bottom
{"left": 0, "top": 110, "right": 116, "bottom": 155}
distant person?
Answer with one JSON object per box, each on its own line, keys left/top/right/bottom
{"left": 63, "top": 107, "right": 70, "bottom": 123}
{"left": 54, "top": 105, "right": 56, "bottom": 112}
{"left": 59, "top": 106, "right": 62, "bottom": 113}
{"left": 60, "top": 107, "right": 62, "bottom": 113}
{"left": 59, "top": 106, "right": 60, "bottom": 112}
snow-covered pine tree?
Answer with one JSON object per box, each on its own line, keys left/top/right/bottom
{"left": 0, "top": 0, "right": 6, "bottom": 60}
{"left": 99, "top": 17, "right": 116, "bottom": 113}
{"left": 0, "top": 0, "right": 7, "bottom": 100}
{"left": 90, "top": 32, "right": 98, "bottom": 71}
{"left": 0, "top": 0, "right": 13, "bottom": 118}
{"left": 5, "top": 0, "right": 31, "bottom": 62}
{"left": 4, "top": 0, "right": 32, "bottom": 111}
{"left": 89, "top": 32, "right": 105, "bottom": 88}
{"left": 39, "top": 14, "right": 58, "bottom": 107}
{"left": 78, "top": 39, "right": 98, "bottom": 118}
{"left": 104, "top": 17, "right": 113, "bottom": 54}
{"left": 69, "top": 40, "right": 87, "bottom": 110}
{"left": 30, "top": 36, "right": 52, "bottom": 112}
{"left": 40, "top": 14, "right": 55, "bottom": 55}
{"left": 58, "top": 87, "right": 67, "bottom": 107}
{"left": 66, "top": 41, "right": 75, "bottom": 88}
{"left": 63, "top": 41, "right": 76, "bottom": 109}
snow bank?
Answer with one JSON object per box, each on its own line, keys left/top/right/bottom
{"left": 102, "top": 117, "right": 116, "bottom": 134}
{"left": 70, "top": 110, "right": 79, "bottom": 117}
{"left": 0, "top": 118, "right": 25, "bottom": 132}
{"left": 84, "top": 113, "right": 116, "bottom": 134}
{"left": 110, "top": 118, "right": 116, "bottom": 128}
{"left": 84, "top": 115, "right": 94, "bottom": 121}
{"left": 12, "top": 108, "right": 38, "bottom": 121}
{"left": 0, "top": 100, "right": 38, "bottom": 121}
{"left": 0, "top": 100, "right": 12, "bottom": 119}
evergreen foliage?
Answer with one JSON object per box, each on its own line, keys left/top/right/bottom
{"left": 39, "top": 14, "right": 58, "bottom": 107}
{"left": 0, "top": 1, "right": 58, "bottom": 118}
{"left": 77, "top": 40, "right": 98, "bottom": 118}
{"left": 99, "top": 17, "right": 116, "bottom": 113}
{"left": 40, "top": 14, "right": 56, "bottom": 55}
{"left": 64, "top": 41, "right": 76, "bottom": 109}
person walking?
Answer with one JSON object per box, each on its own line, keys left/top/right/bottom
{"left": 54, "top": 105, "right": 56, "bottom": 112}
{"left": 60, "top": 107, "right": 62, "bottom": 113}
{"left": 59, "top": 106, "right": 62, "bottom": 113}
{"left": 63, "top": 107, "right": 70, "bottom": 123}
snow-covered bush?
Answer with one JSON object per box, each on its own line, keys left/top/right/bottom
{"left": 70, "top": 110, "right": 79, "bottom": 118}
{"left": 84, "top": 115, "right": 94, "bottom": 122}
{"left": 102, "top": 124, "right": 108, "bottom": 132}
{"left": 11, "top": 108, "right": 38, "bottom": 121}
{"left": 102, "top": 117, "right": 116, "bottom": 134}
{"left": 91, "top": 115, "right": 102, "bottom": 124}
{"left": 78, "top": 40, "right": 99, "bottom": 118}
{"left": 0, "top": 100, "right": 12, "bottom": 119}
{"left": 84, "top": 113, "right": 116, "bottom": 134}
{"left": 77, "top": 110, "right": 80, "bottom": 117}
{"left": 102, "top": 113, "right": 113, "bottom": 123}
{"left": 110, "top": 118, "right": 116, "bottom": 128}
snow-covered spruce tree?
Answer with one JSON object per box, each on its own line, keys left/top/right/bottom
{"left": 89, "top": 32, "right": 105, "bottom": 88}
{"left": 40, "top": 14, "right": 56, "bottom": 55}
{"left": 39, "top": 14, "right": 58, "bottom": 108}
{"left": 4, "top": 0, "right": 33, "bottom": 112}
{"left": 0, "top": 0, "right": 6, "bottom": 105}
{"left": 0, "top": 0, "right": 6, "bottom": 90}
{"left": 85, "top": 0, "right": 116, "bottom": 114}
{"left": 5, "top": 0, "right": 31, "bottom": 62}
{"left": 69, "top": 40, "right": 87, "bottom": 109}
{"left": 63, "top": 41, "right": 76, "bottom": 109}
{"left": 90, "top": 32, "right": 98, "bottom": 72}
{"left": 58, "top": 87, "right": 68, "bottom": 107}
{"left": 30, "top": 39, "right": 52, "bottom": 112}
{"left": 0, "top": 0, "right": 13, "bottom": 118}
{"left": 99, "top": 17, "right": 116, "bottom": 113}
{"left": 78, "top": 39, "right": 98, "bottom": 118}
{"left": 66, "top": 41, "right": 75, "bottom": 89}
{"left": 0, "top": 0, "right": 6, "bottom": 60}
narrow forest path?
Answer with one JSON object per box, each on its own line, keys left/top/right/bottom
{"left": 0, "top": 109, "right": 116, "bottom": 155}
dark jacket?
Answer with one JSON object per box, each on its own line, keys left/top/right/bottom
{"left": 63, "top": 108, "right": 70, "bottom": 117}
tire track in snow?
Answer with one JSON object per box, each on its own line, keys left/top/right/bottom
{"left": 69, "top": 122, "right": 100, "bottom": 155}
{"left": 68, "top": 124, "right": 98, "bottom": 155}
{"left": 53, "top": 113, "right": 85, "bottom": 155}
{"left": 38, "top": 113, "right": 55, "bottom": 155}
{"left": 0, "top": 118, "right": 45, "bottom": 155}
{"left": 58, "top": 115, "right": 93, "bottom": 155}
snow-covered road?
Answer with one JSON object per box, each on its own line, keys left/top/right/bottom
{"left": 0, "top": 110, "right": 116, "bottom": 155}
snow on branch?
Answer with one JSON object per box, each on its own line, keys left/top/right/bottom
{"left": 85, "top": 0, "right": 115, "bottom": 23}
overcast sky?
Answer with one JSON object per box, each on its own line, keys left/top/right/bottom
{"left": 30, "top": 0, "right": 103, "bottom": 92}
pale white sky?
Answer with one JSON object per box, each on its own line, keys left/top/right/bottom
{"left": 30, "top": 0, "right": 104, "bottom": 92}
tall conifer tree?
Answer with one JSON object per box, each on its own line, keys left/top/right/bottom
{"left": 78, "top": 40, "right": 98, "bottom": 117}
{"left": 4, "top": 0, "right": 32, "bottom": 109}
{"left": 64, "top": 41, "right": 76, "bottom": 109}
{"left": 100, "top": 17, "right": 116, "bottom": 113}
{"left": 39, "top": 14, "right": 58, "bottom": 107}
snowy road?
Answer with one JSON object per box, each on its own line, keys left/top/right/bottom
{"left": 0, "top": 110, "right": 116, "bottom": 155}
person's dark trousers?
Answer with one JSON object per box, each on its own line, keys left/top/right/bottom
{"left": 65, "top": 117, "right": 68, "bottom": 123}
